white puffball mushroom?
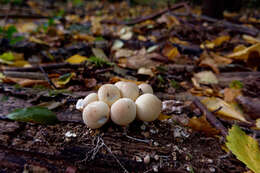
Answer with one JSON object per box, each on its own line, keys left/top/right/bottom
{"left": 111, "top": 98, "right": 136, "bottom": 126}
{"left": 75, "top": 93, "right": 98, "bottom": 111}
{"left": 116, "top": 82, "right": 139, "bottom": 101}
{"left": 135, "top": 94, "right": 162, "bottom": 122}
{"left": 114, "top": 81, "right": 125, "bottom": 89}
{"left": 138, "top": 83, "right": 153, "bottom": 94}
{"left": 82, "top": 101, "right": 110, "bottom": 129}
{"left": 98, "top": 84, "right": 121, "bottom": 107}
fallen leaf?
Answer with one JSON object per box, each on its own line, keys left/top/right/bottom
{"left": 242, "top": 35, "right": 260, "bottom": 44}
{"left": 7, "top": 106, "right": 58, "bottom": 125}
{"left": 199, "top": 54, "right": 220, "bottom": 74}
{"left": 226, "top": 125, "right": 260, "bottom": 173}
{"left": 158, "top": 113, "right": 172, "bottom": 121}
{"left": 188, "top": 115, "right": 219, "bottom": 135}
{"left": 201, "top": 35, "right": 230, "bottom": 49}
{"left": 92, "top": 48, "right": 109, "bottom": 61}
{"left": 57, "top": 73, "right": 76, "bottom": 85}
{"left": 228, "top": 43, "right": 260, "bottom": 61}
{"left": 137, "top": 67, "right": 154, "bottom": 77}
{"left": 224, "top": 88, "right": 241, "bottom": 103}
{"left": 162, "top": 43, "right": 180, "bottom": 61}
{"left": 193, "top": 71, "right": 218, "bottom": 85}
{"left": 201, "top": 97, "right": 248, "bottom": 122}
{"left": 65, "top": 54, "right": 88, "bottom": 64}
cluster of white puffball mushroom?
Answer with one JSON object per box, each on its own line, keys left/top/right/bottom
{"left": 76, "top": 82, "right": 162, "bottom": 129}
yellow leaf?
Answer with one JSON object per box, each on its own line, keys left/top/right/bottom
{"left": 158, "top": 113, "right": 172, "bottom": 121}
{"left": 188, "top": 115, "right": 219, "bottom": 135}
{"left": 242, "top": 35, "right": 260, "bottom": 44}
{"left": 17, "top": 22, "right": 37, "bottom": 33}
{"left": 201, "top": 35, "right": 230, "bottom": 49}
{"left": 255, "top": 119, "right": 260, "bottom": 130}
{"left": 194, "top": 71, "right": 218, "bottom": 85}
{"left": 226, "top": 125, "right": 260, "bottom": 173}
{"left": 162, "top": 43, "right": 180, "bottom": 61}
{"left": 228, "top": 43, "right": 260, "bottom": 61}
{"left": 65, "top": 54, "right": 88, "bottom": 64}
{"left": 201, "top": 97, "right": 248, "bottom": 122}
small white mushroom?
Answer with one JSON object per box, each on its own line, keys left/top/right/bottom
{"left": 116, "top": 82, "right": 139, "bottom": 101}
{"left": 110, "top": 98, "right": 136, "bottom": 126}
{"left": 98, "top": 84, "right": 121, "bottom": 107}
{"left": 76, "top": 93, "right": 98, "bottom": 111}
{"left": 135, "top": 94, "right": 162, "bottom": 122}
{"left": 82, "top": 101, "right": 110, "bottom": 129}
{"left": 138, "top": 83, "right": 153, "bottom": 94}
{"left": 114, "top": 81, "right": 125, "bottom": 89}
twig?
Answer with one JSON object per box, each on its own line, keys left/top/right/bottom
{"left": 102, "top": 139, "right": 129, "bottom": 173}
{"left": 102, "top": 2, "right": 187, "bottom": 25}
{"left": 38, "top": 66, "right": 57, "bottom": 89}
{"left": 83, "top": 136, "right": 129, "bottom": 173}
{"left": 125, "top": 134, "right": 151, "bottom": 144}
{"left": 193, "top": 97, "right": 228, "bottom": 136}
{"left": 0, "top": 14, "right": 49, "bottom": 19}
{"left": 173, "top": 12, "right": 259, "bottom": 36}
{"left": 2, "top": 62, "right": 84, "bottom": 72}
{"left": 3, "top": 71, "right": 45, "bottom": 80}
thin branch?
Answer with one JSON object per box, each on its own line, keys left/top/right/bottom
{"left": 102, "top": 2, "right": 187, "bottom": 25}
{"left": 2, "top": 62, "right": 84, "bottom": 72}
{"left": 193, "top": 97, "right": 228, "bottom": 136}
{"left": 38, "top": 66, "right": 57, "bottom": 89}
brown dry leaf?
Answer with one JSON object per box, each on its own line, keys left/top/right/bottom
{"left": 201, "top": 35, "right": 230, "bottom": 49}
{"left": 73, "top": 34, "right": 96, "bottom": 42}
{"left": 162, "top": 43, "right": 181, "bottom": 61}
{"left": 201, "top": 97, "right": 248, "bottom": 123}
{"left": 199, "top": 53, "right": 220, "bottom": 74}
{"left": 115, "top": 49, "right": 136, "bottom": 59}
{"left": 228, "top": 43, "right": 260, "bottom": 61}
{"left": 17, "top": 22, "right": 38, "bottom": 33}
{"left": 84, "top": 78, "right": 97, "bottom": 89}
{"left": 224, "top": 88, "right": 241, "bottom": 103}
{"left": 188, "top": 115, "right": 219, "bottom": 136}
{"left": 137, "top": 67, "right": 154, "bottom": 77}
{"left": 242, "top": 35, "right": 260, "bottom": 44}
{"left": 126, "top": 48, "right": 163, "bottom": 69}
{"left": 193, "top": 71, "right": 218, "bottom": 85}
{"left": 210, "top": 52, "right": 233, "bottom": 65}
{"left": 110, "top": 76, "right": 143, "bottom": 85}
{"left": 3, "top": 77, "right": 48, "bottom": 87}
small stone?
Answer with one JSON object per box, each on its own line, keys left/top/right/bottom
{"left": 152, "top": 165, "right": 158, "bottom": 172}
{"left": 140, "top": 124, "right": 146, "bottom": 131}
{"left": 209, "top": 167, "right": 215, "bottom": 172}
{"left": 208, "top": 159, "right": 213, "bottom": 163}
{"left": 154, "top": 155, "right": 159, "bottom": 161}
{"left": 135, "top": 156, "right": 142, "bottom": 162}
{"left": 153, "top": 141, "right": 159, "bottom": 146}
{"left": 65, "top": 131, "right": 77, "bottom": 138}
{"left": 143, "top": 154, "right": 150, "bottom": 164}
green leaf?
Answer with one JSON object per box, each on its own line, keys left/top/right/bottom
{"left": 170, "top": 79, "right": 180, "bottom": 89}
{"left": 88, "top": 56, "right": 113, "bottom": 67}
{"left": 0, "top": 52, "right": 14, "bottom": 61}
{"left": 7, "top": 106, "right": 58, "bottom": 125}
{"left": 6, "top": 25, "right": 17, "bottom": 40}
{"left": 229, "top": 80, "right": 243, "bottom": 89}
{"left": 226, "top": 125, "right": 260, "bottom": 173}
{"left": 57, "top": 73, "right": 74, "bottom": 85}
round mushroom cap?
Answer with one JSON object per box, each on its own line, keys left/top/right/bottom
{"left": 135, "top": 94, "right": 162, "bottom": 122}
{"left": 114, "top": 81, "right": 126, "bottom": 89}
{"left": 138, "top": 83, "right": 153, "bottom": 94}
{"left": 82, "top": 93, "right": 98, "bottom": 108}
{"left": 116, "top": 82, "right": 139, "bottom": 101}
{"left": 98, "top": 84, "right": 121, "bottom": 107}
{"left": 111, "top": 98, "right": 136, "bottom": 126}
{"left": 82, "top": 101, "right": 110, "bottom": 129}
